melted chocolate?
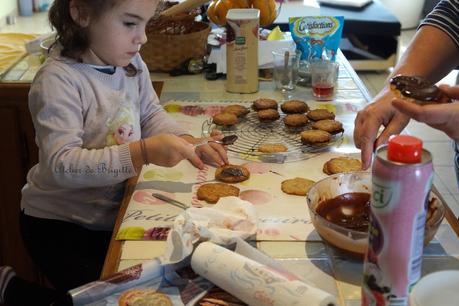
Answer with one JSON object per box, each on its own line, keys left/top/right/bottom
{"left": 221, "top": 167, "right": 244, "bottom": 177}
{"left": 390, "top": 75, "right": 443, "bottom": 102}
{"left": 316, "top": 192, "right": 371, "bottom": 232}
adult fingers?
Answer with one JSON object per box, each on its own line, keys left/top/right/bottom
{"left": 439, "top": 84, "right": 459, "bottom": 100}
{"left": 354, "top": 111, "right": 380, "bottom": 170}
{"left": 374, "top": 111, "right": 409, "bottom": 148}
{"left": 391, "top": 99, "right": 452, "bottom": 126}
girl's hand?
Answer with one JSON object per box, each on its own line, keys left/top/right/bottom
{"left": 181, "top": 130, "right": 229, "bottom": 166}
{"left": 143, "top": 134, "right": 205, "bottom": 169}
{"left": 391, "top": 84, "right": 459, "bottom": 143}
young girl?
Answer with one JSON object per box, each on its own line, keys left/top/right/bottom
{"left": 0, "top": 0, "right": 228, "bottom": 305}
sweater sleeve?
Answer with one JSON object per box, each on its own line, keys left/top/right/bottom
{"left": 420, "top": 0, "right": 459, "bottom": 48}
{"left": 28, "top": 65, "right": 136, "bottom": 189}
{"left": 136, "top": 57, "right": 188, "bottom": 138}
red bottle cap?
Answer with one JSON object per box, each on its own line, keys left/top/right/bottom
{"left": 387, "top": 135, "right": 423, "bottom": 163}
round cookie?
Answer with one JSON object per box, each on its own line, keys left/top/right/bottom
{"left": 280, "top": 100, "right": 309, "bottom": 114}
{"left": 307, "top": 109, "right": 335, "bottom": 121}
{"left": 252, "top": 98, "right": 278, "bottom": 110}
{"left": 215, "top": 164, "right": 250, "bottom": 183}
{"left": 389, "top": 74, "right": 451, "bottom": 104}
{"left": 223, "top": 104, "right": 250, "bottom": 117}
{"left": 197, "top": 183, "right": 240, "bottom": 204}
{"left": 283, "top": 114, "right": 309, "bottom": 128}
{"left": 281, "top": 177, "right": 316, "bottom": 196}
{"left": 312, "top": 119, "right": 344, "bottom": 134}
{"left": 258, "top": 143, "right": 288, "bottom": 153}
{"left": 258, "top": 109, "right": 280, "bottom": 122}
{"left": 212, "top": 112, "right": 238, "bottom": 126}
{"left": 118, "top": 289, "right": 172, "bottom": 306}
{"left": 300, "top": 130, "right": 332, "bottom": 144}
{"left": 323, "top": 157, "right": 362, "bottom": 175}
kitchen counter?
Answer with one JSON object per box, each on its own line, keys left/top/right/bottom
{"left": 0, "top": 12, "right": 51, "bottom": 34}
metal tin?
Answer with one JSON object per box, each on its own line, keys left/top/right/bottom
{"left": 362, "top": 144, "right": 434, "bottom": 306}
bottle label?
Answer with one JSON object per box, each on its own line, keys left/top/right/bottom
{"left": 371, "top": 176, "right": 401, "bottom": 212}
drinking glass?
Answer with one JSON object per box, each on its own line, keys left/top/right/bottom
{"left": 272, "top": 49, "right": 300, "bottom": 92}
{"left": 310, "top": 59, "right": 339, "bottom": 101}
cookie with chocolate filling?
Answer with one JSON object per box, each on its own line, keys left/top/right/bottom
{"left": 390, "top": 75, "right": 451, "bottom": 104}
{"left": 197, "top": 183, "right": 240, "bottom": 204}
{"left": 215, "top": 164, "right": 250, "bottom": 183}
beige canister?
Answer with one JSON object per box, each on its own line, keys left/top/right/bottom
{"left": 226, "top": 9, "right": 259, "bottom": 93}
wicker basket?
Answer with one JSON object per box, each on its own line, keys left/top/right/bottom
{"left": 140, "top": 19, "right": 210, "bottom": 72}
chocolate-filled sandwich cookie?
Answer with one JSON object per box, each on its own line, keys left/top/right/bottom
{"left": 390, "top": 75, "right": 451, "bottom": 104}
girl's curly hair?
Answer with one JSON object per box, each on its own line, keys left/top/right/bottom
{"left": 48, "top": 0, "right": 121, "bottom": 60}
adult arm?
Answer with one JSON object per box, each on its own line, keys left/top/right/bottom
{"left": 354, "top": 24, "right": 459, "bottom": 169}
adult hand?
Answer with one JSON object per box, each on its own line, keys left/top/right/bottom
{"left": 354, "top": 89, "right": 410, "bottom": 169}
{"left": 391, "top": 85, "right": 459, "bottom": 143}
{"left": 143, "top": 134, "right": 205, "bottom": 169}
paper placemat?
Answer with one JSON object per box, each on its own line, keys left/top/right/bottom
{"left": 116, "top": 100, "right": 361, "bottom": 241}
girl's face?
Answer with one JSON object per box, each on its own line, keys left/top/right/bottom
{"left": 82, "top": 0, "right": 158, "bottom": 66}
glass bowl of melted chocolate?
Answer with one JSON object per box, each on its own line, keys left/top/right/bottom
{"left": 306, "top": 172, "right": 445, "bottom": 259}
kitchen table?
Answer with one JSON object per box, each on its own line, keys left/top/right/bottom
{"left": 100, "top": 51, "right": 459, "bottom": 305}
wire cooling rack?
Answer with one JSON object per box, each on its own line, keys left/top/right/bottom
{"left": 202, "top": 110, "right": 344, "bottom": 163}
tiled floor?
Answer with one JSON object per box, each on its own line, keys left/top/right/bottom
{"left": 356, "top": 29, "right": 459, "bottom": 217}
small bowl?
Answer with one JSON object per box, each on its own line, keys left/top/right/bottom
{"left": 306, "top": 171, "right": 445, "bottom": 258}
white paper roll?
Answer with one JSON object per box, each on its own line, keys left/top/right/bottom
{"left": 409, "top": 270, "right": 459, "bottom": 306}
{"left": 191, "top": 242, "right": 337, "bottom": 306}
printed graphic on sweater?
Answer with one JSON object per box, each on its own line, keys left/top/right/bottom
{"left": 106, "top": 107, "right": 135, "bottom": 145}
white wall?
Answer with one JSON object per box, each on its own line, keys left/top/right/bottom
{"left": 0, "top": 0, "right": 17, "bottom": 21}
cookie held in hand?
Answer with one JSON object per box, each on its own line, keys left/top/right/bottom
{"left": 389, "top": 75, "right": 451, "bottom": 104}
{"left": 197, "top": 183, "right": 240, "bottom": 204}
{"left": 215, "top": 164, "right": 250, "bottom": 183}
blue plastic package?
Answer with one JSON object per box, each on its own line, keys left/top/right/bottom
{"left": 289, "top": 16, "right": 344, "bottom": 61}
